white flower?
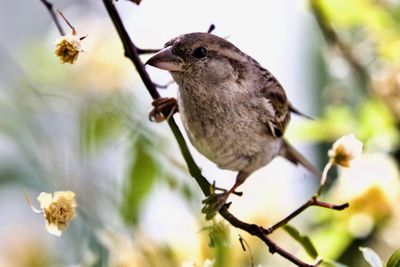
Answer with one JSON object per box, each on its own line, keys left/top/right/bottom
{"left": 328, "top": 134, "right": 363, "bottom": 167}
{"left": 54, "top": 34, "right": 82, "bottom": 64}
{"left": 37, "top": 191, "right": 77, "bottom": 236}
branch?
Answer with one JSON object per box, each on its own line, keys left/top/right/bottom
{"left": 219, "top": 206, "right": 321, "bottom": 267}
{"left": 265, "top": 196, "right": 348, "bottom": 234}
{"left": 137, "top": 48, "right": 160, "bottom": 54}
{"left": 40, "top": 0, "right": 343, "bottom": 266}
{"left": 99, "top": 3, "right": 326, "bottom": 265}
{"left": 100, "top": 0, "right": 211, "bottom": 196}
{"left": 39, "top": 0, "right": 65, "bottom": 35}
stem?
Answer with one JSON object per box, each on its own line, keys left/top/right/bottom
{"left": 317, "top": 160, "right": 333, "bottom": 196}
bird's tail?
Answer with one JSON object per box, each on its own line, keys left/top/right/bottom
{"left": 279, "top": 139, "right": 321, "bottom": 180}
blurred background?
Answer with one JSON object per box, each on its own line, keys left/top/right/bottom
{"left": 0, "top": 0, "right": 400, "bottom": 266}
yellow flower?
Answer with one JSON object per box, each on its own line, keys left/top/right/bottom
{"left": 37, "top": 191, "right": 77, "bottom": 236}
{"left": 328, "top": 134, "right": 363, "bottom": 167}
{"left": 54, "top": 34, "right": 82, "bottom": 64}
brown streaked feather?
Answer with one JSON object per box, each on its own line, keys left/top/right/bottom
{"left": 261, "top": 81, "right": 290, "bottom": 138}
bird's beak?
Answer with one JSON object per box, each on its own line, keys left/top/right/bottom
{"left": 145, "top": 46, "right": 182, "bottom": 72}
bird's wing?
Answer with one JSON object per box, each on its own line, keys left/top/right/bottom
{"left": 259, "top": 76, "right": 291, "bottom": 138}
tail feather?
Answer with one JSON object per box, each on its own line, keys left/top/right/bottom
{"left": 279, "top": 139, "right": 321, "bottom": 179}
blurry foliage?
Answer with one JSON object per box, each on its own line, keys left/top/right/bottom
{"left": 121, "top": 137, "right": 159, "bottom": 224}
{"left": 316, "top": 0, "right": 400, "bottom": 64}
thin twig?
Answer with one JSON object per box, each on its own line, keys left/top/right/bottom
{"left": 219, "top": 206, "right": 319, "bottom": 267}
{"left": 56, "top": 9, "right": 76, "bottom": 35}
{"left": 39, "top": 0, "right": 65, "bottom": 35}
{"left": 265, "top": 196, "right": 349, "bottom": 234}
{"left": 137, "top": 48, "right": 161, "bottom": 54}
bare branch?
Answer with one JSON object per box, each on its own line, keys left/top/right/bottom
{"left": 100, "top": 0, "right": 211, "bottom": 195}
{"left": 219, "top": 206, "right": 320, "bottom": 267}
{"left": 39, "top": 0, "right": 65, "bottom": 35}
{"left": 56, "top": 9, "right": 76, "bottom": 35}
{"left": 137, "top": 48, "right": 161, "bottom": 54}
{"left": 265, "top": 196, "right": 348, "bottom": 234}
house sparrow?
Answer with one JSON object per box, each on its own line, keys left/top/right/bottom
{"left": 146, "top": 33, "right": 319, "bottom": 216}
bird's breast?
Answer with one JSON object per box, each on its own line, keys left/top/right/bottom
{"left": 177, "top": 87, "right": 281, "bottom": 172}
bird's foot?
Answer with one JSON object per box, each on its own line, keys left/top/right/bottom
{"left": 149, "top": 97, "right": 178, "bottom": 123}
{"left": 201, "top": 184, "right": 243, "bottom": 220}
{"left": 202, "top": 191, "right": 231, "bottom": 220}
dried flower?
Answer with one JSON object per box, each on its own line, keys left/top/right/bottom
{"left": 54, "top": 34, "right": 82, "bottom": 64}
{"left": 37, "top": 191, "right": 77, "bottom": 236}
{"left": 328, "top": 134, "right": 363, "bottom": 167}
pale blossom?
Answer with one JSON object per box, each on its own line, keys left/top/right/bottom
{"left": 54, "top": 34, "right": 82, "bottom": 64}
{"left": 328, "top": 134, "right": 363, "bottom": 167}
{"left": 37, "top": 191, "right": 77, "bottom": 236}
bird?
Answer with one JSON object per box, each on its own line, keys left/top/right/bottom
{"left": 146, "top": 32, "right": 320, "bottom": 217}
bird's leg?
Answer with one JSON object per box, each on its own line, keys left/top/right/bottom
{"left": 202, "top": 171, "right": 249, "bottom": 220}
{"left": 149, "top": 97, "right": 179, "bottom": 123}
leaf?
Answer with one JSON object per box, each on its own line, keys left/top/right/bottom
{"left": 120, "top": 139, "right": 158, "bottom": 224}
{"left": 283, "top": 224, "right": 319, "bottom": 259}
{"left": 359, "top": 247, "right": 383, "bottom": 267}
{"left": 387, "top": 249, "right": 400, "bottom": 267}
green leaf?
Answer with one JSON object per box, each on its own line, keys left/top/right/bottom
{"left": 120, "top": 139, "right": 158, "bottom": 224}
{"left": 387, "top": 249, "right": 400, "bottom": 267}
{"left": 359, "top": 247, "right": 383, "bottom": 267}
{"left": 283, "top": 224, "right": 319, "bottom": 259}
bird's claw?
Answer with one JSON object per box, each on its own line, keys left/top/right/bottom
{"left": 149, "top": 97, "right": 178, "bottom": 123}
{"left": 201, "top": 191, "right": 230, "bottom": 220}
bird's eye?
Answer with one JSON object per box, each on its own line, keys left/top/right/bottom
{"left": 192, "top": 47, "right": 208, "bottom": 59}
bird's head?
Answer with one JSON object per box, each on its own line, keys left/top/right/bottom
{"left": 146, "top": 33, "right": 249, "bottom": 88}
